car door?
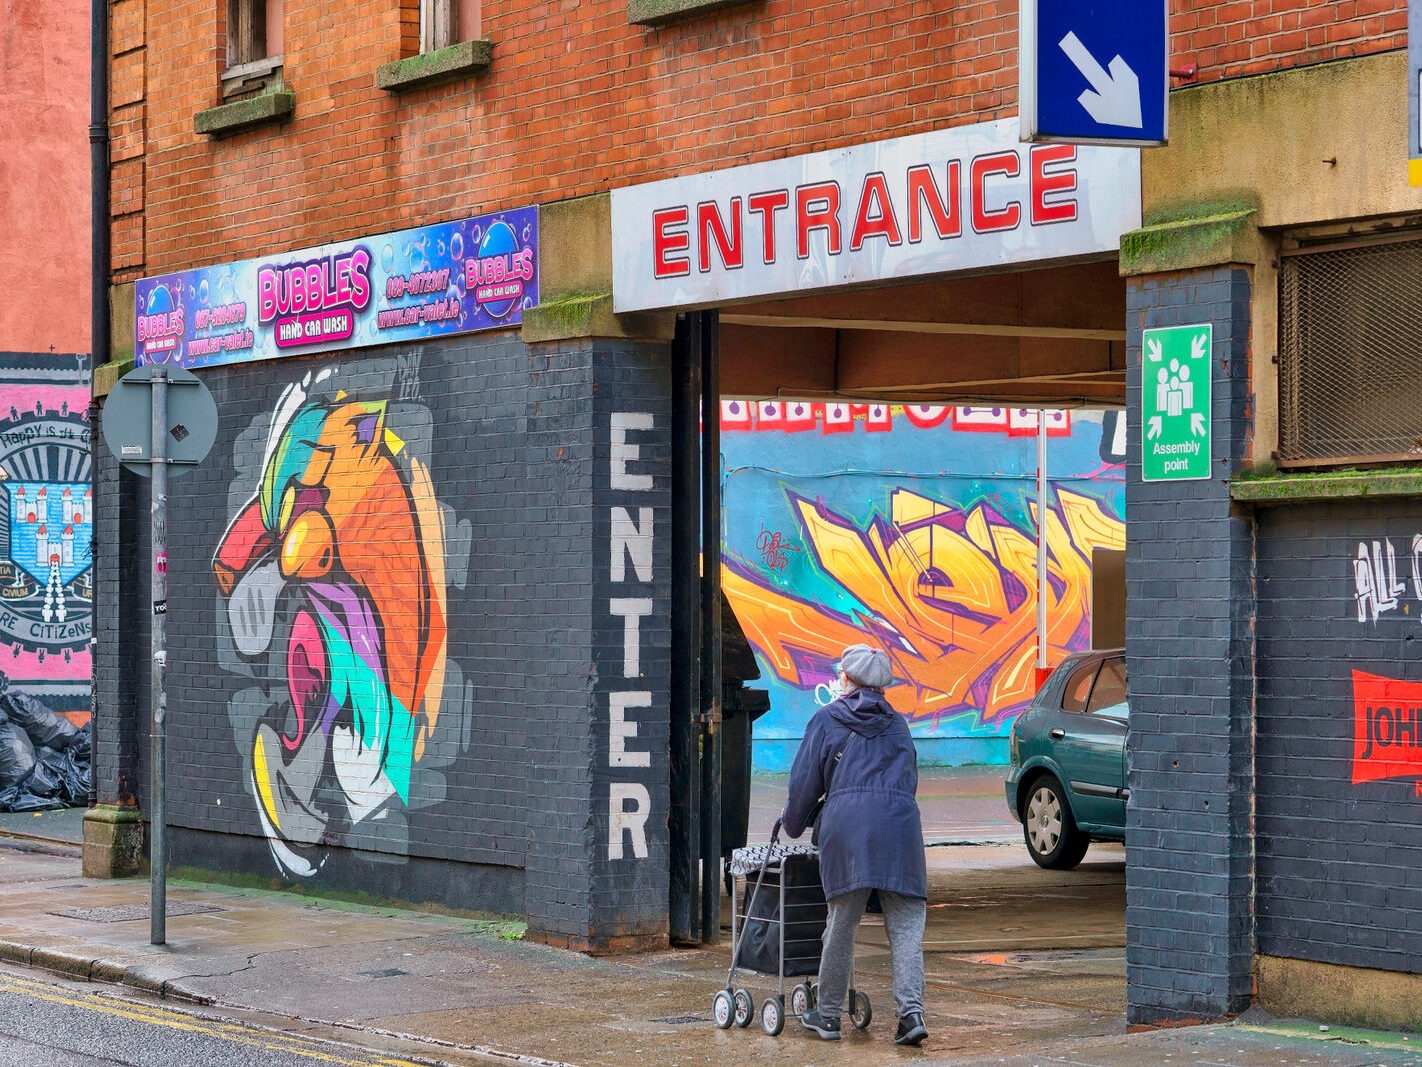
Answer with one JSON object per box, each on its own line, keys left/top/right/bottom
{"left": 1048, "top": 656, "right": 1128, "bottom": 831}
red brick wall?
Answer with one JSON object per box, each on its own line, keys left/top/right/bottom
{"left": 1, "top": 5, "right": 91, "bottom": 351}
{"left": 121, "top": 0, "right": 1406, "bottom": 282}
{"left": 1177, "top": 0, "right": 1404, "bottom": 73}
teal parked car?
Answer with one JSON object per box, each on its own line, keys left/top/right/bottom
{"left": 1004, "top": 648, "right": 1128, "bottom": 869}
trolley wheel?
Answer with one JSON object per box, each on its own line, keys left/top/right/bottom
{"left": 789, "top": 982, "right": 812, "bottom": 1018}
{"left": 712, "top": 989, "right": 734, "bottom": 1029}
{"left": 809, "top": 981, "right": 819, "bottom": 1007}
{"left": 761, "top": 995, "right": 785, "bottom": 1036}
{"left": 732, "top": 988, "right": 754, "bottom": 1028}
{"left": 849, "top": 989, "right": 872, "bottom": 1030}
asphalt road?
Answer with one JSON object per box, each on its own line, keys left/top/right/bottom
{"left": 0, "top": 967, "right": 462, "bottom": 1067}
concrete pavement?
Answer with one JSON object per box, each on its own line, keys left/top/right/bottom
{"left": 0, "top": 771, "right": 1416, "bottom": 1065}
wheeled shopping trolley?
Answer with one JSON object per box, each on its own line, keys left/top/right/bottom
{"left": 713, "top": 820, "right": 872, "bottom": 1036}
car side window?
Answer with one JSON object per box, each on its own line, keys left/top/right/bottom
{"left": 1087, "top": 658, "right": 1127, "bottom": 713}
{"left": 1061, "top": 662, "right": 1099, "bottom": 712}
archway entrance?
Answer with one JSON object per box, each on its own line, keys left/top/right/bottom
{"left": 669, "top": 254, "right": 1131, "bottom": 943}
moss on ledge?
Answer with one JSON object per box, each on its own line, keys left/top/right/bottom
{"left": 522, "top": 292, "right": 675, "bottom": 343}
{"left": 194, "top": 90, "right": 294, "bottom": 137}
{"left": 1231, "top": 465, "right": 1422, "bottom": 504}
{"left": 1120, "top": 203, "right": 1260, "bottom": 277}
{"left": 629, "top": 0, "right": 759, "bottom": 24}
{"left": 93, "top": 356, "right": 137, "bottom": 400}
{"left": 376, "top": 39, "right": 493, "bottom": 93}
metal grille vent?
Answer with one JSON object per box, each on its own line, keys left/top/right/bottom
{"left": 1279, "top": 234, "right": 1422, "bottom": 466}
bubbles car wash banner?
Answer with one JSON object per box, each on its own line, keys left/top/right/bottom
{"left": 134, "top": 207, "right": 538, "bottom": 369}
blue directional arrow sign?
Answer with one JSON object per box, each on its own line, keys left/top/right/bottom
{"left": 1021, "top": 0, "right": 1168, "bottom": 146}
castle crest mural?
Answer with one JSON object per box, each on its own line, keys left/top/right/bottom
{"left": 0, "top": 365, "right": 93, "bottom": 716}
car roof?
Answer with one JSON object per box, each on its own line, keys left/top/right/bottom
{"left": 1060, "top": 647, "right": 1125, "bottom": 665}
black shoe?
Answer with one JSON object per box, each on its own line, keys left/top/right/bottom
{"left": 894, "top": 1012, "right": 928, "bottom": 1046}
{"left": 800, "top": 1008, "right": 842, "bottom": 1040}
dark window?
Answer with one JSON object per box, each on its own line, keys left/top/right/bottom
{"left": 422, "top": 0, "right": 455, "bottom": 52}
{"left": 416, "top": 0, "right": 479, "bottom": 53}
{"left": 1086, "top": 658, "right": 1127, "bottom": 712}
{"left": 223, "top": 0, "right": 284, "bottom": 99}
{"left": 1061, "top": 661, "right": 1099, "bottom": 713}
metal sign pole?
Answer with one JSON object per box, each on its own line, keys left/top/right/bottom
{"left": 150, "top": 369, "right": 168, "bottom": 946}
{"left": 101, "top": 362, "right": 216, "bottom": 947}
{"left": 1037, "top": 410, "right": 1049, "bottom": 675}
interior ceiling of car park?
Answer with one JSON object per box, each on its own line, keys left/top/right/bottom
{"left": 718, "top": 258, "right": 1127, "bottom": 407}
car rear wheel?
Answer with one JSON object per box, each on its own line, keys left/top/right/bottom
{"left": 1023, "top": 775, "right": 1089, "bottom": 870}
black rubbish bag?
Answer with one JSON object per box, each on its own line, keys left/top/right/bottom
{"left": 67, "top": 721, "right": 92, "bottom": 763}
{"left": 57, "top": 741, "right": 91, "bottom": 806}
{"left": 735, "top": 853, "right": 827, "bottom": 978}
{"left": 25, "top": 748, "right": 67, "bottom": 799}
{"left": 1, "top": 691, "right": 79, "bottom": 751}
{"left": 0, "top": 781, "right": 66, "bottom": 813}
{"left": 0, "top": 720, "right": 36, "bottom": 789}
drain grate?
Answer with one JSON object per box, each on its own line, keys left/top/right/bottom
{"left": 651, "top": 1015, "right": 708, "bottom": 1025}
{"left": 47, "top": 902, "right": 225, "bottom": 923}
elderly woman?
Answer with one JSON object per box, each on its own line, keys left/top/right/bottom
{"left": 782, "top": 643, "right": 929, "bottom": 1046}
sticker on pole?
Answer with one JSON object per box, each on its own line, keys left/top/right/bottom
{"left": 1142, "top": 323, "right": 1211, "bottom": 482}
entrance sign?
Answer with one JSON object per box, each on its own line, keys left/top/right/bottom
{"left": 1021, "top": 0, "right": 1168, "bottom": 146}
{"left": 1142, "top": 323, "right": 1211, "bottom": 482}
{"left": 134, "top": 207, "right": 538, "bottom": 370}
{"left": 610, "top": 118, "right": 1141, "bottom": 313}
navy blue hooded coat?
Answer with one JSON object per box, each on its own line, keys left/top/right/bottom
{"left": 782, "top": 688, "right": 927, "bottom": 901}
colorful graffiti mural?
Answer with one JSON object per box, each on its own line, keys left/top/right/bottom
{"left": 721, "top": 403, "right": 1124, "bottom": 769}
{"left": 0, "top": 368, "right": 92, "bottom": 716}
{"left": 213, "top": 366, "right": 472, "bottom": 876}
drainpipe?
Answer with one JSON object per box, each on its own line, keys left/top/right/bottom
{"left": 91, "top": 0, "right": 109, "bottom": 371}
{"left": 88, "top": 0, "right": 110, "bottom": 811}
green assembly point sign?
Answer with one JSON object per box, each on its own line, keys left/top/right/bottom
{"left": 1142, "top": 323, "right": 1212, "bottom": 481}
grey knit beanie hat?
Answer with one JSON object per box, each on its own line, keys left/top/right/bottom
{"left": 839, "top": 644, "right": 892, "bottom": 690}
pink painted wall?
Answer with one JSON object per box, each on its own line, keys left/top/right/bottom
{"left": 0, "top": 3, "right": 91, "bottom": 354}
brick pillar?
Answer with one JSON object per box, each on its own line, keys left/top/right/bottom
{"left": 83, "top": 395, "right": 147, "bottom": 877}
{"left": 520, "top": 338, "right": 673, "bottom": 951}
{"left": 1124, "top": 266, "right": 1255, "bottom": 1022}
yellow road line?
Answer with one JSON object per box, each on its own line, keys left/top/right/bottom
{"left": 0, "top": 972, "right": 428, "bottom": 1067}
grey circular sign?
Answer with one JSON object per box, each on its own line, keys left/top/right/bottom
{"left": 101, "top": 365, "right": 218, "bottom": 478}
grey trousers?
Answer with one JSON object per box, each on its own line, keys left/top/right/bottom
{"left": 816, "top": 888, "right": 926, "bottom": 1022}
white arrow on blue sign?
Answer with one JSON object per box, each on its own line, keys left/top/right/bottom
{"left": 1020, "top": 0, "right": 1169, "bottom": 147}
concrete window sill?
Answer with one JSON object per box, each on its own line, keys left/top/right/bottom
{"left": 629, "top": 0, "right": 759, "bottom": 25}
{"left": 377, "top": 39, "right": 493, "bottom": 93}
{"left": 195, "top": 91, "right": 295, "bottom": 137}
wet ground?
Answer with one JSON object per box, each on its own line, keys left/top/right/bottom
{"left": 0, "top": 771, "right": 1414, "bottom": 1064}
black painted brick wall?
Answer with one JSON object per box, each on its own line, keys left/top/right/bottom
{"left": 91, "top": 404, "right": 144, "bottom": 809}
{"left": 100, "top": 330, "right": 672, "bottom": 941}
{"left": 588, "top": 343, "right": 672, "bottom": 943}
{"left": 1124, "top": 267, "right": 1255, "bottom": 1023}
{"left": 1257, "top": 501, "right": 1422, "bottom": 973}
